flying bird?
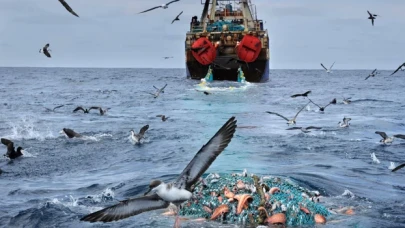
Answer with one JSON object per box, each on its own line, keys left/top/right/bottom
{"left": 80, "top": 117, "right": 237, "bottom": 226}
{"left": 58, "top": 0, "right": 79, "bottom": 17}
{"left": 390, "top": 62, "right": 405, "bottom": 76}
{"left": 156, "top": 115, "right": 169, "bottom": 122}
{"left": 365, "top": 69, "right": 378, "bottom": 80}
{"left": 375, "top": 131, "right": 405, "bottom": 145}
{"left": 321, "top": 62, "right": 335, "bottom": 73}
{"left": 286, "top": 126, "right": 322, "bottom": 133}
{"left": 147, "top": 84, "right": 167, "bottom": 98}
{"left": 44, "top": 105, "right": 64, "bottom": 112}
{"left": 291, "top": 91, "right": 311, "bottom": 98}
{"left": 367, "top": 10, "right": 378, "bottom": 26}
{"left": 1, "top": 138, "right": 24, "bottom": 159}
{"left": 39, "top": 43, "right": 51, "bottom": 58}
{"left": 308, "top": 98, "right": 336, "bottom": 112}
{"left": 392, "top": 163, "right": 405, "bottom": 172}
{"left": 130, "top": 125, "right": 149, "bottom": 144}
{"left": 163, "top": 56, "right": 174, "bottom": 59}
{"left": 338, "top": 117, "right": 351, "bottom": 128}
{"left": 266, "top": 102, "right": 310, "bottom": 125}
{"left": 138, "top": 0, "right": 180, "bottom": 14}
{"left": 171, "top": 11, "right": 183, "bottom": 24}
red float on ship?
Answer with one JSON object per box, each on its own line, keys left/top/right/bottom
{"left": 236, "top": 35, "right": 262, "bottom": 63}
{"left": 191, "top": 37, "right": 217, "bottom": 65}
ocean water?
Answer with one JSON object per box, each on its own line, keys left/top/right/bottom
{"left": 0, "top": 67, "right": 404, "bottom": 228}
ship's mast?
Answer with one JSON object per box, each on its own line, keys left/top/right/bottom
{"left": 240, "top": 0, "right": 255, "bottom": 31}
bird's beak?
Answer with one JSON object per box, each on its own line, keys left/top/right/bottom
{"left": 59, "top": 130, "right": 64, "bottom": 134}
{"left": 21, "top": 150, "right": 25, "bottom": 154}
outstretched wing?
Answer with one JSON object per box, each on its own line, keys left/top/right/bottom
{"left": 286, "top": 127, "right": 302, "bottom": 130}
{"left": 308, "top": 98, "right": 321, "bottom": 109}
{"left": 80, "top": 194, "right": 169, "bottom": 223}
{"left": 294, "top": 102, "right": 310, "bottom": 119}
{"left": 329, "top": 62, "right": 335, "bottom": 70}
{"left": 367, "top": 11, "right": 372, "bottom": 17}
{"left": 159, "top": 84, "right": 168, "bottom": 92}
{"left": 156, "top": 115, "right": 164, "bottom": 117}
{"left": 392, "top": 163, "right": 405, "bottom": 172}
{"left": 73, "top": 106, "right": 85, "bottom": 112}
{"left": 320, "top": 63, "right": 328, "bottom": 71}
{"left": 89, "top": 106, "right": 101, "bottom": 111}
{"left": 393, "top": 134, "right": 405, "bottom": 140}
{"left": 166, "top": 0, "right": 180, "bottom": 6}
{"left": 324, "top": 98, "right": 337, "bottom": 108}
{"left": 43, "top": 49, "right": 51, "bottom": 58}
{"left": 174, "top": 117, "right": 237, "bottom": 190}
{"left": 139, "top": 125, "right": 149, "bottom": 136}
{"left": 58, "top": 0, "right": 79, "bottom": 17}
{"left": 176, "top": 11, "right": 183, "bottom": 18}
{"left": 138, "top": 6, "right": 161, "bottom": 14}
{"left": 53, "top": 105, "right": 64, "bottom": 111}
{"left": 306, "top": 126, "right": 322, "bottom": 130}
{"left": 266, "top": 112, "right": 289, "bottom": 122}
{"left": 365, "top": 75, "right": 371, "bottom": 80}
{"left": 390, "top": 63, "right": 405, "bottom": 76}
{"left": 371, "top": 69, "right": 377, "bottom": 74}
{"left": 375, "top": 131, "right": 388, "bottom": 139}
{"left": 1, "top": 138, "right": 13, "bottom": 146}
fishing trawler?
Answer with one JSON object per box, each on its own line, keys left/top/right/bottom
{"left": 185, "top": 0, "right": 269, "bottom": 82}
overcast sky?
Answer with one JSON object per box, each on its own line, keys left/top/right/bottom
{"left": 0, "top": 0, "right": 404, "bottom": 69}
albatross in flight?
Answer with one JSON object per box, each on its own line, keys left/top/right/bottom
{"left": 58, "top": 0, "right": 79, "bottom": 17}
{"left": 291, "top": 90, "right": 311, "bottom": 98}
{"left": 138, "top": 0, "right": 180, "bottom": 14}
{"left": 266, "top": 102, "right": 310, "bottom": 125}
{"left": 367, "top": 10, "right": 378, "bottom": 26}
{"left": 308, "top": 98, "right": 336, "bottom": 112}
{"left": 39, "top": 43, "right": 51, "bottom": 58}
{"left": 286, "top": 126, "right": 322, "bottom": 133}
{"left": 171, "top": 11, "right": 183, "bottom": 24}
{"left": 365, "top": 69, "right": 379, "bottom": 80}
{"left": 390, "top": 62, "right": 405, "bottom": 76}
{"left": 80, "top": 117, "right": 237, "bottom": 227}
{"left": 375, "top": 131, "right": 405, "bottom": 145}
{"left": 147, "top": 84, "right": 167, "bottom": 98}
{"left": 321, "top": 62, "right": 335, "bottom": 73}
{"left": 1, "top": 138, "right": 24, "bottom": 159}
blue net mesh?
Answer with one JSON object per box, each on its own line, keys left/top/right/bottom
{"left": 179, "top": 173, "right": 330, "bottom": 226}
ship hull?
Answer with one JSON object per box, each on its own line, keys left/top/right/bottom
{"left": 186, "top": 52, "right": 269, "bottom": 82}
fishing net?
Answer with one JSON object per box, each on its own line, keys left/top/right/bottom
{"left": 179, "top": 172, "right": 330, "bottom": 226}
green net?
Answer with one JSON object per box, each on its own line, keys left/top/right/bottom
{"left": 179, "top": 172, "right": 330, "bottom": 226}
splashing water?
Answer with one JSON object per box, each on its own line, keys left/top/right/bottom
{"left": 388, "top": 162, "right": 396, "bottom": 170}
{"left": 4, "top": 116, "right": 55, "bottom": 141}
{"left": 371, "top": 153, "right": 380, "bottom": 164}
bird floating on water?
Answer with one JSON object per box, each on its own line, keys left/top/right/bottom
{"left": 61, "top": 128, "right": 82, "bottom": 138}
{"left": 156, "top": 115, "right": 169, "bottom": 122}
{"left": 321, "top": 62, "right": 335, "bottom": 73}
{"left": 171, "top": 11, "right": 183, "bottom": 24}
{"left": 291, "top": 91, "right": 311, "bottom": 98}
{"left": 39, "top": 43, "right": 51, "bottom": 58}
{"left": 308, "top": 98, "right": 336, "bottom": 112}
{"left": 367, "top": 10, "right": 378, "bottom": 26}
{"left": 390, "top": 62, "right": 405, "bottom": 76}
{"left": 80, "top": 117, "right": 237, "bottom": 226}
{"left": 130, "top": 125, "right": 149, "bottom": 144}
{"left": 338, "top": 117, "right": 351, "bottom": 128}
{"left": 138, "top": 0, "right": 180, "bottom": 14}
{"left": 343, "top": 97, "right": 352, "bottom": 104}
{"left": 1, "top": 138, "right": 24, "bottom": 159}
{"left": 365, "top": 69, "right": 379, "bottom": 80}
{"left": 266, "top": 102, "right": 310, "bottom": 125}
{"left": 375, "top": 131, "right": 405, "bottom": 145}
{"left": 286, "top": 126, "right": 322, "bottom": 133}
{"left": 58, "top": 0, "right": 79, "bottom": 17}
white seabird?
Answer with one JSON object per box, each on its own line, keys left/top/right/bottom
{"left": 138, "top": 0, "right": 180, "bottom": 14}
{"left": 375, "top": 131, "right": 405, "bottom": 145}
{"left": 338, "top": 117, "right": 351, "bottom": 128}
{"left": 320, "top": 62, "right": 335, "bottom": 73}
{"left": 80, "top": 116, "right": 237, "bottom": 226}
{"left": 130, "top": 125, "right": 149, "bottom": 144}
{"left": 266, "top": 102, "right": 310, "bottom": 125}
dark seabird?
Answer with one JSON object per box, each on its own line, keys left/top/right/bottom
{"left": 80, "top": 117, "right": 237, "bottom": 226}
{"left": 338, "top": 117, "right": 351, "bottom": 128}
{"left": 163, "top": 56, "right": 174, "bottom": 59}
{"left": 171, "top": 11, "right": 183, "bottom": 24}
{"left": 138, "top": 0, "right": 180, "bottom": 14}
{"left": 39, "top": 43, "right": 51, "bottom": 58}
{"left": 390, "top": 62, "right": 405, "bottom": 76}
{"left": 156, "top": 115, "right": 169, "bottom": 122}
{"left": 392, "top": 163, "right": 405, "bottom": 172}
{"left": 367, "top": 10, "right": 378, "bottom": 26}
{"left": 321, "top": 62, "right": 335, "bottom": 73}
{"left": 58, "top": 0, "right": 79, "bottom": 17}
{"left": 44, "top": 105, "right": 64, "bottom": 112}
{"left": 375, "top": 131, "right": 405, "bottom": 144}
{"left": 1, "top": 138, "right": 23, "bottom": 159}
{"left": 308, "top": 98, "right": 336, "bottom": 112}
{"left": 266, "top": 102, "right": 310, "bottom": 125}
{"left": 130, "top": 125, "right": 149, "bottom": 144}
{"left": 61, "top": 128, "right": 82, "bottom": 138}
{"left": 286, "top": 126, "right": 322, "bottom": 133}
{"left": 291, "top": 91, "right": 311, "bottom": 98}
{"left": 89, "top": 107, "right": 110, "bottom": 115}
{"left": 365, "top": 69, "right": 378, "bottom": 80}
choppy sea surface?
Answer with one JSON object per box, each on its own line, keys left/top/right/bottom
{"left": 0, "top": 67, "right": 404, "bottom": 228}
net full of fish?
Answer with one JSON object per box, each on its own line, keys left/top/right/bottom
{"left": 179, "top": 171, "right": 330, "bottom": 226}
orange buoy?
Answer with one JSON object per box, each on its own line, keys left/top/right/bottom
{"left": 237, "top": 35, "right": 262, "bottom": 63}
{"left": 191, "top": 37, "right": 217, "bottom": 65}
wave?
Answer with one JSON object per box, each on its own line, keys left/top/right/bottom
{"left": 2, "top": 116, "right": 55, "bottom": 141}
